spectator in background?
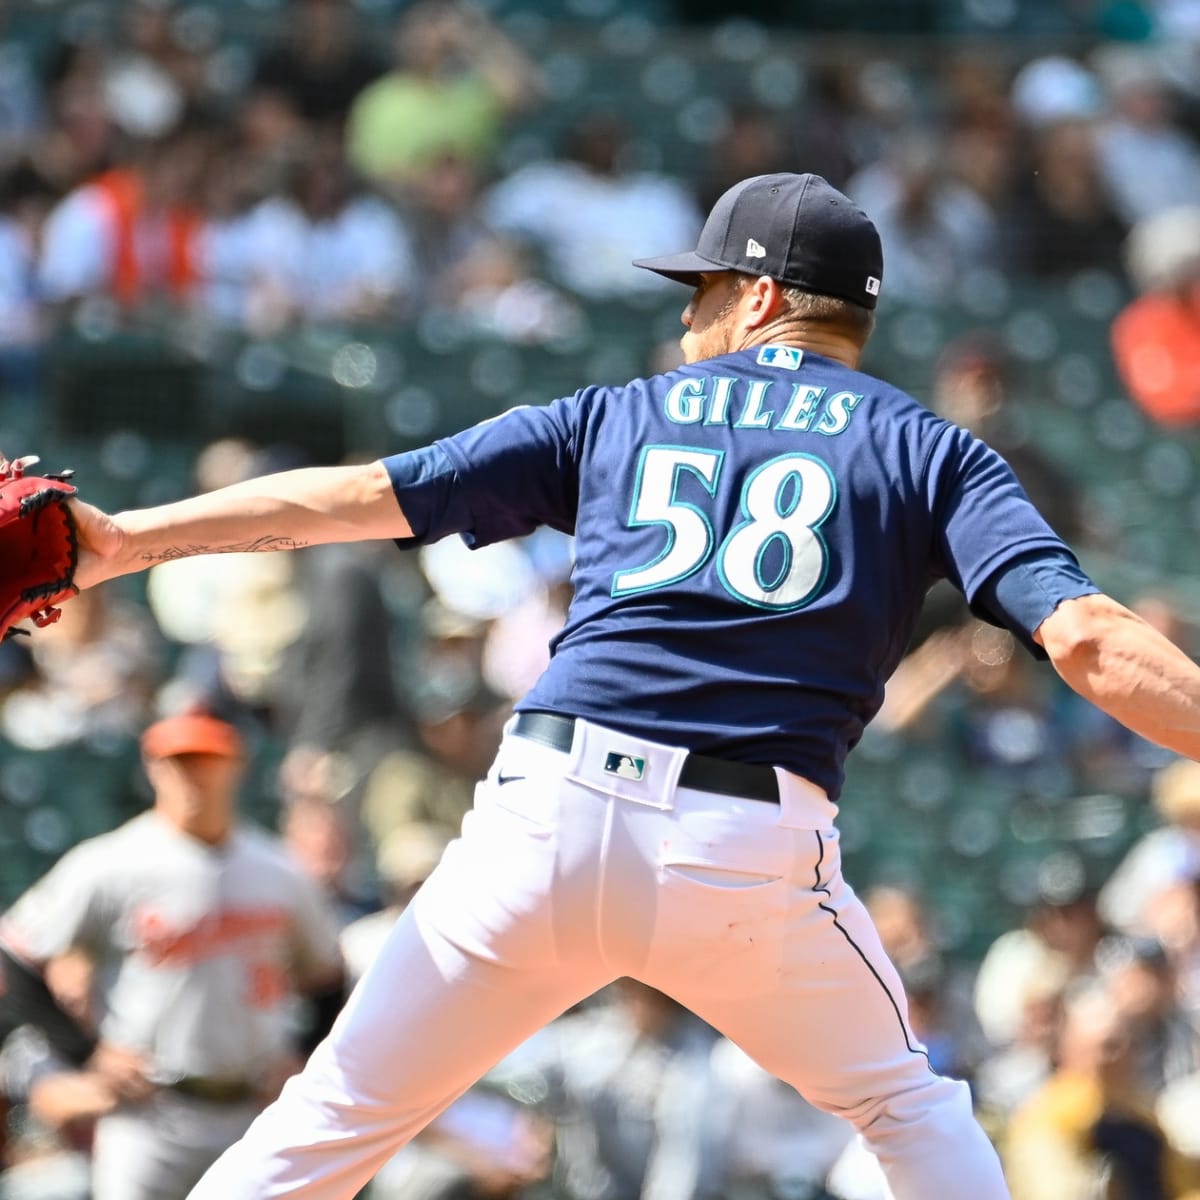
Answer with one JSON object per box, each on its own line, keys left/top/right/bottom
{"left": 1099, "top": 748, "right": 1200, "bottom": 1022}
{"left": 484, "top": 111, "right": 703, "bottom": 300}
{"left": 1092, "top": 48, "right": 1200, "bottom": 228}
{"left": 347, "top": 1, "right": 538, "bottom": 196}
{"left": 1157, "top": 1023, "right": 1200, "bottom": 1174}
{"left": 702, "top": 1037, "right": 855, "bottom": 1200}
{"left": 251, "top": 135, "right": 417, "bottom": 325}
{"left": 372, "top": 1090, "right": 550, "bottom": 1200}
{"left": 37, "top": 122, "right": 209, "bottom": 312}
{"left": 1006, "top": 55, "right": 1127, "bottom": 280}
{"left": 102, "top": 0, "right": 215, "bottom": 142}
{"left": 202, "top": 131, "right": 417, "bottom": 336}
{"left": 1007, "top": 116, "right": 1128, "bottom": 281}
{"left": 373, "top": 1079, "right": 550, "bottom": 1200}
{"left": 279, "top": 753, "right": 378, "bottom": 933}
{"left": 1151, "top": 0, "right": 1200, "bottom": 37}
{"left": 1111, "top": 204, "right": 1200, "bottom": 426}
{"left": 975, "top": 887, "right": 1107, "bottom": 1049}
{"left": 195, "top": 549, "right": 306, "bottom": 717}
{"left": 877, "top": 618, "right": 1090, "bottom": 787}
{"left": 787, "top": 63, "right": 870, "bottom": 190}
{"left": 401, "top": 152, "right": 494, "bottom": 292}
{"left": 251, "top": 0, "right": 385, "bottom": 133}
{"left": 446, "top": 233, "right": 585, "bottom": 345}
{"left": 974, "top": 961, "right": 1069, "bottom": 1122}
{"left": 339, "top": 822, "right": 449, "bottom": 985}
{"left": 1009, "top": 54, "right": 1104, "bottom": 133}
{"left": 274, "top": 538, "right": 417, "bottom": 782}
{"left": 0, "top": 159, "right": 56, "bottom": 390}
{"left": 32, "top": 41, "right": 118, "bottom": 193}
{"left": 362, "top": 627, "right": 507, "bottom": 852}
{"left": 491, "top": 980, "right": 719, "bottom": 1200}
{"left": 845, "top": 132, "right": 997, "bottom": 304}
{"left": 938, "top": 55, "right": 1022, "bottom": 265}
{"left": 1004, "top": 983, "right": 1199, "bottom": 1200}
{"left": 839, "top": 57, "right": 924, "bottom": 175}
{"left": 1096, "top": 935, "right": 1199, "bottom": 1096}
{"left": 945, "top": 108, "right": 1017, "bottom": 227}
{"left": 1101, "top": 758, "right": 1200, "bottom": 936}
{"left": 193, "top": 133, "right": 293, "bottom": 333}
{"left": 0, "top": 585, "right": 163, "bottom": 752}
{"left": 2, "top": 1035, "right": 99, "bottom": 1200}
{"left": 1150, "top": 876, "right": 1200, "bottom": 1029}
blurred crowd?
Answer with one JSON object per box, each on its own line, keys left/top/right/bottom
{"left": 0, "top": 0, "right": 1197, "bottom": 397}
{"left": 1, "top": 0, "right": 1200, "bottom": 1197}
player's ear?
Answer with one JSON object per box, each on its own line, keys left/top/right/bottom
{"left": 744, "top": 276, "right": 780, "bottom": 328}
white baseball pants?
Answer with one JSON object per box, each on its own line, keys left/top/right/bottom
{"left": 190, "top": 717, "right": 1010, "bottom": 1199}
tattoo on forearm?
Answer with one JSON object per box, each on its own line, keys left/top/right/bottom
{"left": 140, "top": 536, "right": 310, "bottom": 563}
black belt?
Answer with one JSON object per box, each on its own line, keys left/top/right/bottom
{"left": 512, "top": 712, "right": 780, "bottom": 804}
{"left": 168, "top": 1076, "right": 257, "bottom": 1104}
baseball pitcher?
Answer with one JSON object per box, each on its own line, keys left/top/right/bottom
{"left": 17, "top": 174, "right": 1200, "bottom": 1199}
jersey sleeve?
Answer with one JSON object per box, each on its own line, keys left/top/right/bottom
{"left": 925, "top": 424, "right": 1073, "bottom": 603}
{"left": 0, "top": 842, "right": 113, "bottom": 965}
{"left": 972, "top": 547, "right": 1099, "bottom": 657}
{"left": 923, "top": 424, "right": 1099, "bottom": 655}
{"left": 382, "top": 396, "right": 582, "bottom": 551}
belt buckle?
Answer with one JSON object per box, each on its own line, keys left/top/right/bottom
{"left": 169, "top": 1076, "right": 255, "bottom": 1104}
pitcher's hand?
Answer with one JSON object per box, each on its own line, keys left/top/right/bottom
{"left": 71, "top": 500, "right": 128, "bottom": 591}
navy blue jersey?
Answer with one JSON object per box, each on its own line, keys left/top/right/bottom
{"left": 385, "top": 346, "right": 1094, "bottom": 798}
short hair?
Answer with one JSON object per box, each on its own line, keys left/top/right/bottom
{"left": 779, "top": 284, "right": 877, "bottom": 342}
{"left": 727, "top": 273, "right": 876, "bottom": 343}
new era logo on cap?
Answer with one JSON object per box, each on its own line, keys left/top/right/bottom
{"left": 746, "top": 238, "right": 767, "bottom": 258}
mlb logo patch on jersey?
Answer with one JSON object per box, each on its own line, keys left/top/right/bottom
{"left": 604, "top": 752, "right": 646, "bottom": 780}
{"left": 757, "top": 345, "right": 803, "bottom": 370}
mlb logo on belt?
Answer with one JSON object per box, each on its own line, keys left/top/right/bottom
{"left": 604, "top": 752, "right": 646, "bottom": 780}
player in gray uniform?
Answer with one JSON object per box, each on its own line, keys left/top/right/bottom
{"left": 42, "top": 173, "right": 1200, "bottom": 1198}
{"left": 0, "top": 712, "right": 345, "bottom": 1200}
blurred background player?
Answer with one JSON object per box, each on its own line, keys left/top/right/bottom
{"left": 0, "top": 712, "right": 345, "bottom": 1200}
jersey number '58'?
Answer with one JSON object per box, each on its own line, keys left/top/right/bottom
{"left": 611, "top": 446, "right": 836, "bottom": 611}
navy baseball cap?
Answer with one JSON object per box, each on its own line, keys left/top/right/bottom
{"left": 633, "top": 173, "right": 884, "bottom": 309}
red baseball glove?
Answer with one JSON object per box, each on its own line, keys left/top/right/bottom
{"left": 0, "top": 456, "right": 80, "bottom": 641}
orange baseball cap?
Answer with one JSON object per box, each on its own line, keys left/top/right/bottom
{"left": 140, "top": 713, "right": 245, "bottom": 761}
